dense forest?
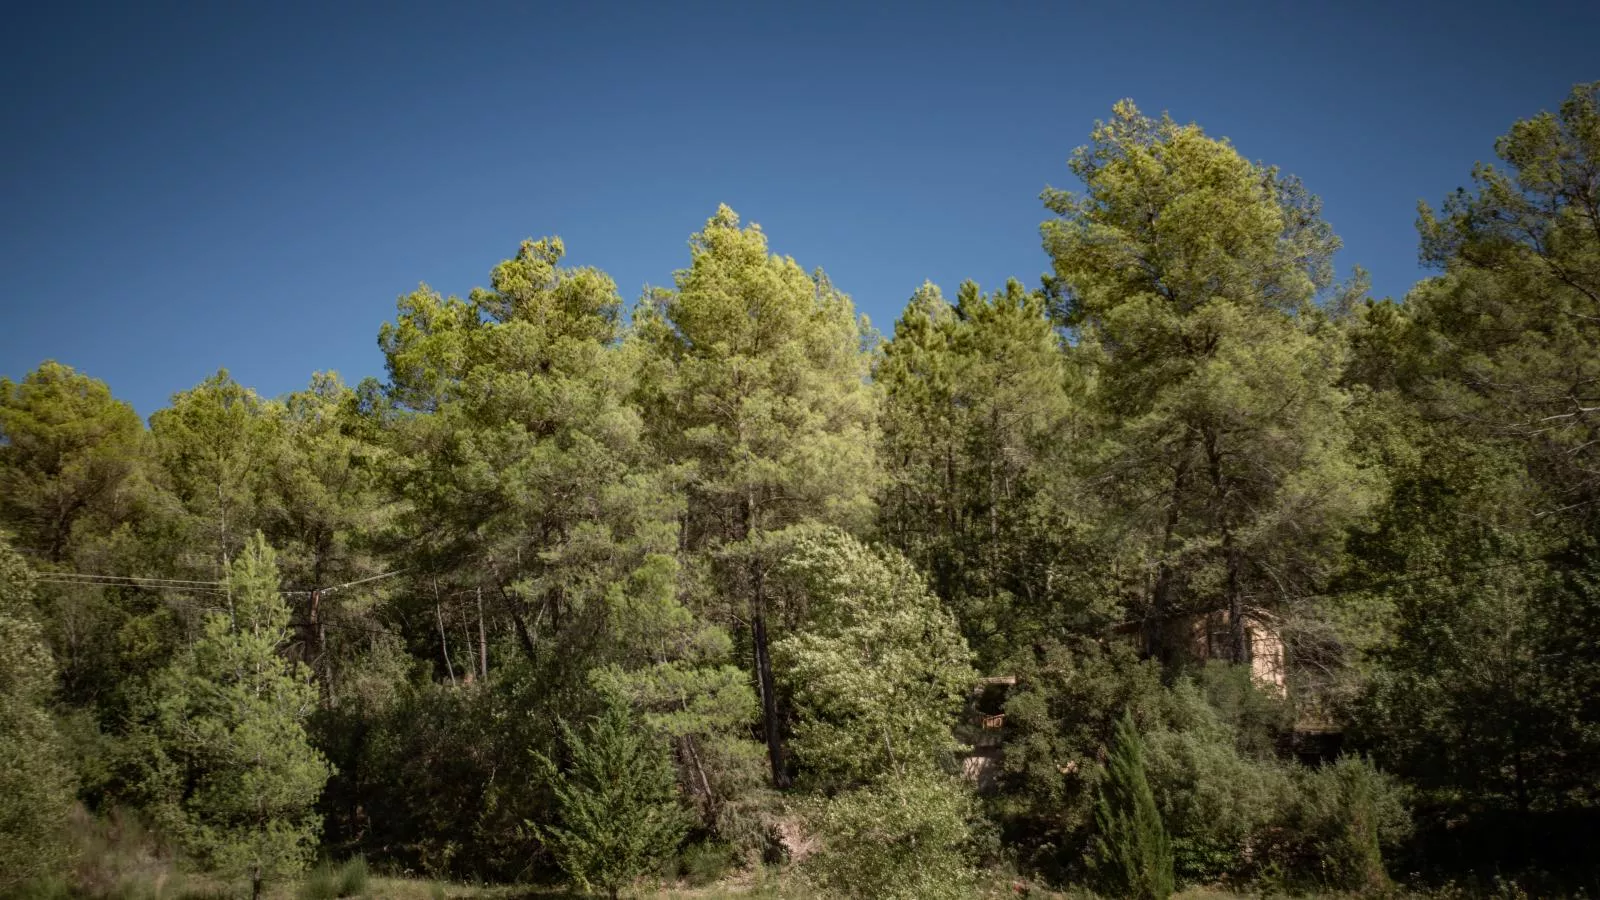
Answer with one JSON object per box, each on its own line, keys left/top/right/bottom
{"left": 3, "top": 82, "right": 1599, "bottom": 899}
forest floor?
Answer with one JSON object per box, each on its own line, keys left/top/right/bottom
{"left": 251, "top": 875, "right": 1270, "bottom": 900}
{"left": 84, "top": 873, "right": 1265, "bottom": 900}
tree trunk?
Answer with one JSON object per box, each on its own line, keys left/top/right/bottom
{"left": 434, "top": 580, "right": 455, "bottom": 685}
{"left": 1145, "top": 459, "right": 1190, "bottom": 662}
{"left": 752, "top": 580, "right": 789, "bottom": 788}
{"left": 1203, "top": 430, "right": 1248, "bottom": 665}
{"left": 476, "top": 586, "right": 488, "bottom": 680}
{"left": 497, "top": 585, "right": 540, "bottom": 663}
{"left": 1225, "top": 542, "right": 1247, "bottom": 664}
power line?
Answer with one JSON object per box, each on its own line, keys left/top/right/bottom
{"left": 281, "top": 568, "right": 408, "bottom": 597}
{"left": 34, "top": 571, "right": 223, "bottom": 587}
{"left": 29, "top": 566, "right": 407, "bottom": 598}
{"left": 34, "top": 573, "right": 228, "bottom": 595}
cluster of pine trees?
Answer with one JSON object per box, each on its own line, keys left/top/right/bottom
{"left": 3, "top": 82, "right": 1599, "bottom": 898}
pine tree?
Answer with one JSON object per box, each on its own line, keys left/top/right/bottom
{"left": 377, "top": 237, "right": 680, "bottom": 678}
{"left": 0, "top": 361, "right": 144, "bottom": 564}
{"left": 150, "top": 532, "right": 330, "bottom": 900}
{"left": 877, "top": 279, "right": 1094, "bottom": 664}
{"left": 533, "top": 699, "right": 690, "bottom": 899}
{"left": 0, "top": 536, "right": 76, "bottom": 892}
{"left": 634, "top": 206, "right": 879, "bottom": 787}
{"left": 1044, "top": 101, "right": 1377, "bottom": 664}
{"left": 1091, "top": 712, "right": 1174, "bottom": 900}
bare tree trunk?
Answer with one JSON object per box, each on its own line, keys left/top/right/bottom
{"left": 476, "top": 586, "right": 488, "bottom": 680}
{"left": 433, "top": 580, "right": 455, "bottom": 685}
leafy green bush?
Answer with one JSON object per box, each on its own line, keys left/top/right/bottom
{"left": 996, "top": 637, "right": 1166, "bottom": 875}
{"left": 803, "top": 769, "right": 976, "bottom": 900}
{"left": 677, "top": 841, "right": 738, "bottom": 886}
{"left": 1195, "top": 661, "right": 1293, "bottom": 759}
{"left": 532, "top": 700, "right": 690, "bottom": 899}
{"left": 0, "top": 541, "right": 78, "bottom": 892}
{"left": 1278, "top": 756, "right": 1410, "bottom": 892}
{"left": 1144, "top": 680, "right": 1293, "bottom": 883}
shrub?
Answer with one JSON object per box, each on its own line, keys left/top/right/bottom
{"left": 677, "top": 841, "right": 738, "bottom": 886}
{"left": 298, "top": 860, "right": 340, "bottom": 900}
{"left": 0, "top": 542, "right": 77, "bottom": 892}
{"left": 297, "top": 855, "right": 369, "bottom": 899}
{"left": 1195, "top": 661, "right": 1293, "bottom": 759}
{"left": 1278, "top": 756, "right": 1410, "bottom": 892}
{"left": 336, "top": 856, "right": 369, "bottom": 896}
{"left": 1144, "top": 681, "right": 1295, "bottom": 883}
{"left": 532, "top": 700, "right": 690, "bottom": 900}
{"left": 1090, "top": 712, "right": 1174, "bottom": 900}
{"left": 803, "top": 768, "right": 976, "bottom": 900}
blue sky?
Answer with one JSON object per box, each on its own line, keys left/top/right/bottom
{"left": 3, "top": 1, "right": 1597, "bottom": 417}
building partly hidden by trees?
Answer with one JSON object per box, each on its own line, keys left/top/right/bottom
{"left": 1, "top": 81, "right": 1599, "bottom": 898}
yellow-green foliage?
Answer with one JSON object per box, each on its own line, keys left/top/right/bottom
{"left": 0, "top": 538, "right": 77, "bottom": 891}
{"left": 802, "top": 768, "right": 977, "bottom": 900}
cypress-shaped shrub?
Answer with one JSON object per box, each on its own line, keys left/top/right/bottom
{"left": 1090, "top": 712, "right": 1175, "bottom": 899}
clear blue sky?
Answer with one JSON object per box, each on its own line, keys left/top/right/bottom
{"left": 3, "top": 1, "right": 1596, "bottom": 417}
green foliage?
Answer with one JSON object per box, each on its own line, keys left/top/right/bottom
{"left": 673, "top": 841, "right": 739, "bottom": 887}
{"left": 1193, "top": 661, "right": 1294, "bottom": 760}
{"left": 0, "top": 361, "right": 144, "bottom": 564}
{"left": 351, "top": 663, "right": 561, "bottom": 880}
{"left": 378, "top": 236, "right": 681, "bottom": 684}
{"left": 996, "top": 638, "right": 1164, "bottom": 869}
{"left": 16, "top": 80, "right": 1600, "bottom": 899}
{"left": 1143, "top": 680, "right": 1292, "bottom": 884}
{"left": 145, "top": 533, "right": 331, "bottom": 893}
{"left": 1090, "top": 712, "right": 1174, "bottom": 900}
{"left": 299, "top": 860, "right": 342, "bottom": 900}
{"left": 1044, "top": 100, "right": 1377, "bottom": 667}
{"left": 635, "top": 205, "right": 881, "bottom": 787}
{"left": 0, "top": 536, "right": 77, "bottom": 891}
{"left": 802, "top": 768, "right": 977, "bottom": 900}
{"left": 1280, "top": 757, "right": 1408, "bottom": 892}
{"left": 876, "top": 280, "right": 1099, "bottom": 665}
{"left": 1413, "top": 82, "right": 1600, "bottom": 529}
{"left": 772, "top": 526, "right": 976, "bottom": 789}
{"left": 533, "top": 700, "right": 691, "bottom": 898}
{"left": 148, "top": 373, "right": 283, "bottom": 581}
{"left": 298, "top": 855, "right": 369, "bottom": 899}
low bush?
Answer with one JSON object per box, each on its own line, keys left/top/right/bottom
{"left": 677, "top": 841, "right": 738, "bottom": 886}
{"left": 299, "top": 855, "right": 371, "bottom": 899}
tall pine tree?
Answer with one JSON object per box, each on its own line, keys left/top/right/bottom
{"left": 1044, "top": 101, "right": 1377, "bottom": 665}
{"left": 635, "top": 206, "right": 879, "bottom": 786}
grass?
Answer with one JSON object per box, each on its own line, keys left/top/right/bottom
{"left": 296, "top": 857, "right": 371, "bottom": 899}
{"left": 16, "top": 812, "right": 1563, "bottom": 900}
